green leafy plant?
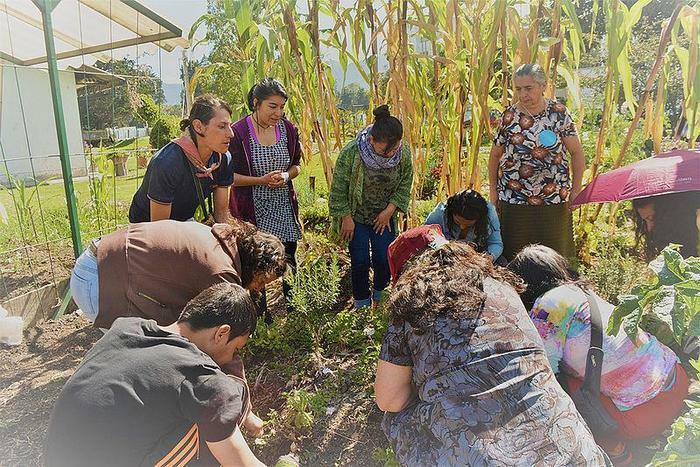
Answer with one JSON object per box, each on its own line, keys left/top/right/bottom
{"left": 246, "top": 316, "right": 294, "bottom": 356}
{"left": 149, "top": 115, "right": 180, "bottom": 149}
{"left": 282, "top": 389, "right": 315, "bottom": 430}
{"left": 372, "top": 447, "right": 400, "bottom": 467}
{"left": 651, "top": 358, "right": 700, "bottom": 466}
{"left": 607, "top": 245, "right": 700, "bottom": 347}
{"left": 299, "top": 198, "right": 330, "bottom": 233}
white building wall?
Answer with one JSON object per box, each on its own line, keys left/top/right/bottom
{"left": 0, "top": 66, "right": 87, "bottom": 185}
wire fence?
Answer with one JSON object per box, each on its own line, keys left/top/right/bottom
{"left": 0, "top": 146, "right": 153, "bottom": 304}
{"left": 1, "top": 0, "right": 173, "bottom": 309}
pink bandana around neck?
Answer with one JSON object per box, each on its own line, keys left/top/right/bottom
{"left": 173, "top": 137, "right": 221, "bottom": 179}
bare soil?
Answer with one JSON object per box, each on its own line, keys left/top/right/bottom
{"left": 0, "top": 312, "right": 386, "bottom": 467}
{"left": 0, "top": 241, "right": 74, "bottom": 302}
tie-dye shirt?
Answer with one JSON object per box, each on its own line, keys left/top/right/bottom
{"left": 531, "top": 284, "right": 678, "bottom": 411}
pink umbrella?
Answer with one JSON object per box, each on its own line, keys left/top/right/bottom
{"left": 571, "top": 148, "right": 700, "bottom": 207}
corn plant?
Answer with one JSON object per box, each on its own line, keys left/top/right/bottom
{"left": 671, "top": 4, "right": 700, "bottom": 147}
{"left": 84, "top": 153, "right": 115, "bottom": 235}
{"left": 190, "top": 0, "right": 697, "bottom": 237}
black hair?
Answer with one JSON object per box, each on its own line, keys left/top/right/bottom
{"left": 370, "top": 105, "right": 403, "bottom": 150}
{"left": 247, "top": 77, "right": 288, "bottom": 111}
{"left": 632, "top": 191, "right": 699, "bottom": 261}
{"left": 507, "top": 244, "right": 585, "bottom": 310}
{"left": 177, "top": 283, "right": 257, "bottom": 340}
{"left": 213, "top": 219, "right": 288, "bottom": 288}
{"left": 237, "top": 229, "right": 288, "bottom": 288}
{"left": 444, "top": 189, "right": 489, "bottom": 250}
{"left": 179, "top": 94, "right": 232, "bottom": 145}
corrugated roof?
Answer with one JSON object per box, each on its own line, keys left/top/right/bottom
{"left": 0, "top": 0, "right": 189, "bottom": 66}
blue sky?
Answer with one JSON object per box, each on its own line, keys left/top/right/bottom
{"left": 116, "top": 0, "right": 366, "bottom": 103}
{"left": 138, "top": 0, "right": 210, "bottom": 85}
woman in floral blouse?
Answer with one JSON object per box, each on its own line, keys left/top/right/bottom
{"left": 488, "top": 63, "right": 585, "bottom": 261}
{"left": 374, "top": 227, "right": 607, "bottom": 466}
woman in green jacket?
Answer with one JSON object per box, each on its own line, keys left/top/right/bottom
{"left": 329, "top": 105, "right": 413, "bottom": 309}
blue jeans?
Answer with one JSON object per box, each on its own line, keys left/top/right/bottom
{"left": 70, "top": 246, "right": 99, "bottom": 322}
{"left": 348, "top": 221, "right": 396, "bottom": 308}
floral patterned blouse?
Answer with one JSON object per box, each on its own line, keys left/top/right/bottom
{"left": 379, "top": 278, "right": 606, "bottom": 466}
{"left": 494, "top": 99, "right": 578, "bottom": 206}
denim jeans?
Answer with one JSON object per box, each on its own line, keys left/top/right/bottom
{"left": 70, "top": 246, "right": 99, "bottom": 322}
{"left": 348, "top": 221, "right": 396, "bottom": 308}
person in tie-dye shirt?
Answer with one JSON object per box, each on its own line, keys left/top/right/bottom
{"left": 508, "top": 245, "right": 689, "bottom": 464}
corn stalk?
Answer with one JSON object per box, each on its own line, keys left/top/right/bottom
{"left": 188, "top": 0, "right": 690, "bottom": 238}
{"left": 272, "top": 1, "right": 338, "bottom": 186}
{"left": 672, "top": 4, "right": 700, "bottom": 146}
{"left": 466, "top": 0, "right": 508, "bottom": 190}
{"left": 613, "top": 2, "right": 683, "bottom": 167}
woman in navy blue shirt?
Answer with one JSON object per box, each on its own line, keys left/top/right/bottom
{"left": 129, "top": 95, "right": 235, "bottom": 223}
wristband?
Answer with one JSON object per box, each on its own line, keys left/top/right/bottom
{"left": 281, "top": 172, "right": 290, "bottom": 183}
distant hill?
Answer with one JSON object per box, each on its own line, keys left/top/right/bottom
{"left": 162, "top": 83, "right": 183, "bottom": 106}
{"left": 328, "top": 59, "right": 366, "bottom": 90}
{"left": 163, "top": 59, "right": 373, "bottom": 103}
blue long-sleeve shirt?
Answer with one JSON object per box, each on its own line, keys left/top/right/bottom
{"left": 424, "top": 201, "right": 504, "bottom": 260}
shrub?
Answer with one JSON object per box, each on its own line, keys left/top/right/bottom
{"left": 580, "top": 233, "right": 648, "bottom": 305}
{"left": 149, "top": 115, "right": 179, "bottom": 149}
{"left": 136, "top": 94, "right": 160, "bottom": 128}
{"left": 607, "top": 245, "right": 700, "bottom": 348}
{"left": 288, "top": 250, "right": 341, "bottom": 352}
{"left": 246, "top": 240, "right": 343, "bottom": 356}
{"left": 299, "top": 199, "right": 330, "bottom": 233}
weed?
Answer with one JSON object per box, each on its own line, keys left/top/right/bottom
{"left": 0, "top": 171, "right": 54, "bottom": 242}
{"left": 372, "top": 447, "right": 400, "bottom": 467}
{"left": 282, "top": 389, "right": 315, "bottom": 431}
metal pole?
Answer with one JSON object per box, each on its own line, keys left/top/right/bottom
{"left": 33, "top": 0, "right": 83, "bottom": 258}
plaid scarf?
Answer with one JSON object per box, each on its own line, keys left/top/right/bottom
{"left": 357, "top": 125, "right": 403, "bottom": 170}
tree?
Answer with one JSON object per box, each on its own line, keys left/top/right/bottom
{"left": 187, "top": 0, "right": 268, "bottom": 117}
{"left": 149, "top": 115, "right": 180, "bottom": 149}
{"left": 338, "top": 83, "right": 370, "bottom": 110}
{"left": 77, "top": 58, "right": 165, "bottom": 130}
{"left": 135, "top": 94, "right": 160, "bottom": 127}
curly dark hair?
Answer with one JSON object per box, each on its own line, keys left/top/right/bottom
{"left": 389, "top": 242, "right": 524, "bottom": 334}
{"left": 632, "top": 191, "right": 699, "bottom": 261}
{"left": 216, "top": 219, "right": 288, "bottom": 288}
{"left": 444, "top": 189, "right": 489, "bottom": 249}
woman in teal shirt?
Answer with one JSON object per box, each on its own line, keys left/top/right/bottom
{"left": 425, "top": 189, "right": 504, "bottom": 262}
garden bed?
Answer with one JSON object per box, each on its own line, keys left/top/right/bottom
{"left": 1, "top": 241, "right": 698, "bottom": 467}
{"left": 0, "top": 308, "right": 389, "bottom": 466}
{"left": 0, "top": 241, "right": 74, "bottom": 302}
